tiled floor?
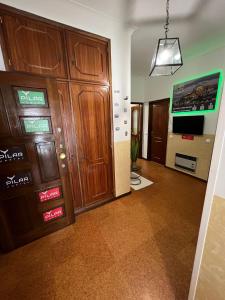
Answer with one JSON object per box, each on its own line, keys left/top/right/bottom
{"left": 0, "top": 160, "right": 206, "bottom": 300}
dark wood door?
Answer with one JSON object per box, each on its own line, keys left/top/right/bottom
{"left": 66, "top": 31, "right": 109, "bottom": 84}
{"left": 0, "top": 71, "right": 74, "bottom": 252}
{"left": 70, "top": 83, "right": 113, "bottom": 207}
{"left": 1, "top": 14, "right": 67, "bottom": 78}
{"left": 148, "top": 99, "right": 169, "bottom": 164}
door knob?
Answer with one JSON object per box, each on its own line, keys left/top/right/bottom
{"left": 59, "top": 153, "right": 66, "bottom": 160}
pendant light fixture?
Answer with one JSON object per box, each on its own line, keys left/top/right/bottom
{"left": 149, "top": 0, "right": 183, "bottom": 76}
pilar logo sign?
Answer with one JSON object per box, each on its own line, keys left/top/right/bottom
{"left": 17, "top": 90, "right": 46, "bottom": 105}
{"left": 20, "top": 91, "right": 42, "bottom": 102}
{"left": 0, "top": 146, "right": 25, "bottom": 163}
{"left": 43, "top": 207, "right": 64, "bottom": 222}
{"left": 0, "top": 172, "right": 32, "bottom": 190}
{"left": 39, "top": 187, "right": 61, "bottom": 202}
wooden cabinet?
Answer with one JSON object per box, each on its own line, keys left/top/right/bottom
{"left": 70, "top": 83, "right": 113, "bottom": 206}
{"left": 66, "top": 31, "right": 109, "bottom": 84}
{"left": 2, "top": 15, "right": 67, "bottom": 78}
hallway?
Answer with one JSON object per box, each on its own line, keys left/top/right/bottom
{"left": 0, "top": 160, "right": 206, "bottom": 299}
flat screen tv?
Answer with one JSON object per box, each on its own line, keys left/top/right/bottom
{"left": 173, "top": 116, "right": 204, "bottom": 135}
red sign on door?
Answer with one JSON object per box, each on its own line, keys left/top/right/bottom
{"left": 43, "top": 206, "right": 64, "bottom": 222}
{"left": 39, "top": 187, "right": 61, "bottom": 202}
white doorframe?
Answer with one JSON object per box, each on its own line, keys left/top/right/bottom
{"left": 188, "top": 83, "right": 225, "bottom": 299}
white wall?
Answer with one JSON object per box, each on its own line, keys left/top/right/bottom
{"left": 144, "top": 47, "right": 225, "bottom": 102}
{"left": 144, "top": 47, "right": 225, "bottom": 135}
{"left": 131, "top": 47, "right": 225, "bottom": 158}
{"left": 0, "top": 0, "right": 133, "bottom": 195}
{"left": 189, "top": 81, "right": 225, "bottom": 299}
{"left": 131, "top": 74, "right": 145, "bottom": 102}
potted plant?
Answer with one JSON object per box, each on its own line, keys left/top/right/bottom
{"left": 131, "top": 136, "right": 140, "bottom": 171}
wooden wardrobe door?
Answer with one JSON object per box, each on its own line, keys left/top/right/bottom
{"left": 57, "top": 81, "right": 83, "bottom": 210}
{"left": 1, "top": 15, "right": 67, "bottom": 78}
{"left": 70, "top": 83, "right": 113, "bottom": 206}
{"left": 66, "top": 31, "right": 109, "bottom": 84}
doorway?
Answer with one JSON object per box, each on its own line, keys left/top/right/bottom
{"left": 147, "top": 99, "right": 169, "bottom": 164}
{"left": 131, "top": 102, "right": 143, "bottom": 158}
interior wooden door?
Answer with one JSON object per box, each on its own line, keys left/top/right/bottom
{"left": 66, "top": 31, "right": 109, "bottom": 84}
{"left": 57, "top": 81, "right": 83, "bottom": 210}
{"left": 148, "top": 100, "right": 169, "bottom": 164}
{"left": 70, "top": 83, "right": 113, "bottom": 207}
{"left": 0, "top": 71, "right": 74, "bottom": 252}
{"left": 1, "top": 14, "right": 67, "bottom": 78}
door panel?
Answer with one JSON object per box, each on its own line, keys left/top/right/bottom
{"left": 0, "top": 72, "right": 74, "bottom": 252}
{"left": 0, "top": 91, "right": 11, "bottom": 137}
{"left": 36, "top": 141, "right": 60, "bottom": 182}
{"left": 149, "top": 100, "right": 169, "bottom": 164}
{"left": 57, "top": 81, "right": 83, "bottom": 210}
{"left": 2, "top": 15, "right": 67, "bottom": 78}
{"left": 66, "top": 31, "right": 109, "bottom": 84}
{"left": 70, "top": 83, "right": 113, "bottom": 206}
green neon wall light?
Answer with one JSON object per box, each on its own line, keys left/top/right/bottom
{"left": 170, "top": 69, "right": 224, "bottom": 116}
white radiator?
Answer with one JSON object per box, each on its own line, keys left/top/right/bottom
{"left": 175, "top": 153, "right": 197, "bottom": 172}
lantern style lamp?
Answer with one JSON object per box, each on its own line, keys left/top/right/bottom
{"left": 149, "top": 0, "right": 183, "bottom": 76}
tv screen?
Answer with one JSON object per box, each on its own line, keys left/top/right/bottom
{"left": 173, "top": 116, "right": 204, "bottom": 135}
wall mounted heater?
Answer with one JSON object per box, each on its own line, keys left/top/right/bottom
{"left": 175, "top": 153, "right": 197, "bottom": 172}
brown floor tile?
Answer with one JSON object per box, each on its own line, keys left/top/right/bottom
{"left": 0, "top": 160, "right": 206, "bottom": 300}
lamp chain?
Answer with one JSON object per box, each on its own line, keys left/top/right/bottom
{"left": 164, "top": 0, "right": 170, "bottom": 39}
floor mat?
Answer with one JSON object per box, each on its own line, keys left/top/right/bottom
{"left": 130, "top": 172, "right": 154, "bottom": 190}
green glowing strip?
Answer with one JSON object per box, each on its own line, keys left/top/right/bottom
{"left": 170, "top": 69, "right": 224, "bottom": 116}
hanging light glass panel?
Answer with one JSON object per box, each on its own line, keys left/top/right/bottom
{"left": 149, "top": 38, "right": 183, "bottom": 76}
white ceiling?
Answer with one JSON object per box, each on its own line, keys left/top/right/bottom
{"left": 71, "top": 1, "right": 225, "bottom": 76}
{"left": 130, "top": 0, "right": 225, "bottom": 75}
{"left": 67, "top": 0, "right": 126, "bottom": 19}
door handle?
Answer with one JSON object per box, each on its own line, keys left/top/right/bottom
{"left": 59, "top": 153, "right": 66, "bottom": 160}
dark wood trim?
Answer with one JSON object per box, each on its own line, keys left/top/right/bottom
{"left": 0, "top": 13, "right": 9, "bottom": 69}
{"left": 148, "top": 98, "right": 170, "bottom": 105}
{"left": 115, "top": 191, "right": 131, "bottom": 199}
{"left": 75, "top": 191, "right": 132, "bottom": 215}
{"left": 165, "top": 166, "right": 207, "bottom": 183}
{"left": 147, "top": 98, "right": 170, "bottom": 162}
{"left": 147, "top": 103, "right": 153, "bottom": 160}
{"left": 131, "top": 102, "right": 144, "bottom": 104}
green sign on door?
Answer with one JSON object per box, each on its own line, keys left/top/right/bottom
{"left": 23, "top": 118, "right": 51, "bottom": 133}
{"left": 17, "top": 89, "right": 47, "bottom": 106}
